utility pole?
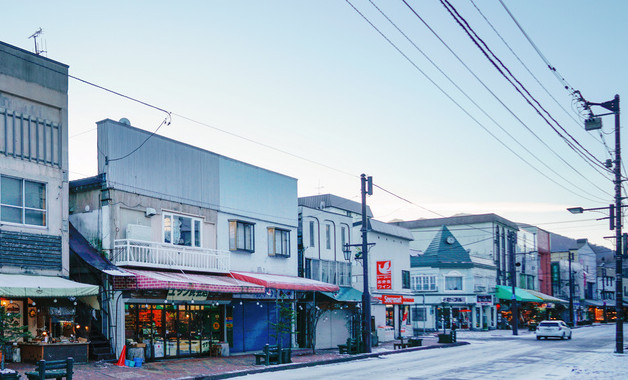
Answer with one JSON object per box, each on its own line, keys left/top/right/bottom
{"left": 495, "top": 226, "right": 501, "bottom": 286}
{"left": 582, "top": 94, "right": 623, "bottom": 353}
{"left": 568, "top": 251, "right": 575, "bottom": 326}
{"left": 360, "top": 174, "right": 373, "bottom": 353}
{"left": 509, "top": 231, "right": 518, "bottom": 335}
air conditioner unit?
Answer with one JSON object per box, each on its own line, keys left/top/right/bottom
{"left": 126, "top": 224, "right": 152, "bottom": 241}
{"left": 474, "top": 285, "right": 486, "bottom": 293}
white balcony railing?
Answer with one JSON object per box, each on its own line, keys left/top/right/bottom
{"left": 112, "top": 239, "right": 230, "bottom": 273}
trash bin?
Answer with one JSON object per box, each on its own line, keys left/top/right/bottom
{"left": 134, "top": 358, "right": 143, "bottom": 368}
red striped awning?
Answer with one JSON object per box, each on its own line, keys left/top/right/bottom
{"left": 116, "top": 269, "right": 265, "bottom": 294}
{"left": 230, "top": 271, "right": 340, "bottom": 292}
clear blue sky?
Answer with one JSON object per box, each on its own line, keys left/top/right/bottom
{"left": 2, "top": 1, "right": 627, "bottom": 248}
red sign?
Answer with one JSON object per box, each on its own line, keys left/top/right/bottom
{"left": 376, "top": 294, "right": 415, "bottom": 304}
{"left": 376, "top": 260, "right": 392, "bottom": 289}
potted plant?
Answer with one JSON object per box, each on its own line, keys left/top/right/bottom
{"left": 0, "top": 305, "right": 32, "bottom": 379}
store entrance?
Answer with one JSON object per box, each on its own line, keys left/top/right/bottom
{"left": 126, "top": 303, "right": 224, "bottom": 360}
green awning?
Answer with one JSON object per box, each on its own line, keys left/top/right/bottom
{"left": 0, "top": 274, "right": 99, "bottom": 298}
{"left": 321, "top": 287, "right": 363, "bottom": 302}
{"left": 525, "top": 289, "right": 568, "bottom": 304}
{"left": 495, "top": 285, "right": 543, "bottom": 302}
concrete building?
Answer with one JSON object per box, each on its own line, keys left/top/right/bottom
{"left": 0, "top": 41, "right": 98, "bottom": 359}
{"left": 70, "top": 119, "right": 336, "bottom": 359}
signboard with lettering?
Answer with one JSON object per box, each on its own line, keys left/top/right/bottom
{"left": 441, "top": 296, "right": 466, "bottom": 304}
{"left": 167, "top": 289, "right": 209, "bottom": 301}
{"left": 476, "top": 295, "right": 493, "bottom": 305}
{"left": 376, "top": 260, "right": 392, "bottom": 290}
{"left": 376, "top": 294, "right": 415, "bottom": 304}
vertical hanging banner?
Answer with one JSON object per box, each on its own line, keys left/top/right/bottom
{"left": 376, "top": 260, "right": 392, "bottom": 289}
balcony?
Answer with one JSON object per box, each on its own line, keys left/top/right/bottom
{"left": 112, "top": 239, "right": 230, "bottom": 273}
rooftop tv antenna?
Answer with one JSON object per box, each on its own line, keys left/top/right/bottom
{"left": 28, "top": 28, "right": 47, "bottom": 56}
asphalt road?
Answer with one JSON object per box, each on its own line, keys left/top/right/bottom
{"left": 236, "top": 324, "right": 626, "bottom": 379}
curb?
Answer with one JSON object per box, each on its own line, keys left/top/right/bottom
{"left": 187, "top": 342, "right": 470, "bottom": 380}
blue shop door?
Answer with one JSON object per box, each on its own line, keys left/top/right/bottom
{"left": 232, "top": 302, "right": 271, "bottom": 353}
{"left": 231, "top": 302, "right": 290, "bottom": 353}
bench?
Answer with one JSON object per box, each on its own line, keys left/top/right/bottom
{"left": 338, "top": 338, "right": 361, "bottom": 354}
{"left": 25, "top": 358, "right": 74, "bottom": 380}
{"left": 254, "top": 344, "right": 280, "bottom": 365}
{"left": 393, "top": 337, "right": 409, "bottom": 350}
{"left": 408, "top": 337, "right": 423, "bottom": 347}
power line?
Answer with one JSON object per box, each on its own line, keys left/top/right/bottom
{"left": 346, "top": 0, "right": 605, "bottom": 203}
{"left": 368, "top": 0, "right": 610, "bottom": 201}
{"left": 439, "top": 0, "right": 610, "bottom": 176}
{"left": 468, "top": 0, "right": 603, "bottom": 148}
{"left": 497, "top": 0, "right": 576, "bottom": 95}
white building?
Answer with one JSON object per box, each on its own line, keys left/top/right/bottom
{"left": 410, "top": 225, "right": 496, "bottom": 331}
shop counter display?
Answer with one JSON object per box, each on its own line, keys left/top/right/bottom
{"left": 19, "top": 341, "right": 89, "bottom": 363}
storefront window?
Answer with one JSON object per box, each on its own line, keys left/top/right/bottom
{"left": 385, "top": 306, "right": 394, "bottom": 327}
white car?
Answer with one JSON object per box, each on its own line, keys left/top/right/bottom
{"left": 536, "top": 320, "right": 572, "bottom": 340}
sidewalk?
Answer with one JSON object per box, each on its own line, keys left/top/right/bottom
{"left": 6, "top": 335, "right": 466, "bottom": 379}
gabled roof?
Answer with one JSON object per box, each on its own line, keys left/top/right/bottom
{"left": 298, "top": 194, "right": 373, "bottom": 217}
{"left": 394, "top": 213, "right": 519, "bottom": 230}
{"left": 411, "top": 226, "right": 473, "bottom": 268}
{"left": 354, "top": 219, "right": 414, "bottom": 240}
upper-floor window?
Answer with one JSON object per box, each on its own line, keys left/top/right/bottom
{"left": 0, "top": 175, "right": 46, "bottom": 227}
{"left": 268, "top": 227, "right": 290, "bottom": 257}
{"left": 341, "top": 225, "right": 347, "bottom": 256}
{"left": 229, "top": 220, "right": 254, "bottom": 252}
{"left": 402, "top": 270, "right": 410, "bottom": 289}
{"left": 309, "top": 220, "right": 315, "bottom": 247}
{"left": 412, "top": 274, "right": 437, "bottom": 291}
{"left": 445, "top": 276, "right": 463, "bottom": 291}
{"left": 325, "top": 224, "right": 331, "bottom": 249}
{"left": 163, "top": 212, "right": 202, "bottom": 247}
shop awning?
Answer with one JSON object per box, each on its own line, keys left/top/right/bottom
{"left": 495, "top": 285, "right": 543, "bottom": 302}
{"left": 69, "top": 223, "right": 132, "bottom": 277}
{"left": 525, "top": 289, "right": 568, "bottom": 304}
{"left": 0, "top": 274, "right": 99, "bottom": 297}
{"left": 230, "top": 271, "right": 340, "bottom": 292}
{"left": 321, "top": 287, "right": 363, "bottom": 302}
{"left": 120, "top": 269, "right": 265, "bottom": 293}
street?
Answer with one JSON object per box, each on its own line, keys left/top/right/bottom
{"left": 237, "top": 324, "right": 626, "bottom": 380}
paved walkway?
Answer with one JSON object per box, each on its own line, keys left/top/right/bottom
{"left": 5, "top": 335, "right": 467, "bottom": 379}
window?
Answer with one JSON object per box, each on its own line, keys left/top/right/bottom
{"left": 305, "top": 258, "right": 351, "bottom": 286}
{"left": 229, "top": 220, "right": 254, "bottom": 252}
{"left": 340, "top": 226, "right": 347, "bottom": 254}
{"left": 309, "top": 220, "right": 315, "bottom": 247}
{"left": 412, "top": 275, "right": 437, "bottom": 291}
{"left": 445, "top": 276, "right": 463, "bottom": 291}
{"left": 268, "top": 227, "right": 290, "bottom": 257}
{"left": 163, "top": 213, "right": 202, "bottom": 247}
{"left": 325, "top": 224, "right": 331, "bottom": 249}
{"left": 411, "top": 306, "right": 427, "bottom": 322}
{"left": 0, "top": 175, "right": 46, "bottom": 226}
{"left": 402, "top": 270, "right": 410, "bottom": 289}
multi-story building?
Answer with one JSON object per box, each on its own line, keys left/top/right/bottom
{"left": 410, "top": 226, "right": 496, "bottom": 331}
{"left": 70, "top": 118, "right": 336, "bottom": 359}
{"left": 0, "top": 41, "right": 97, "bottom": 351}
{"left": 297, "top": 194, "right": 363, "bottom": 349}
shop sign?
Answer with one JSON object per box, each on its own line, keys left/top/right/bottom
{"left": 376, "top": 260, "right": 392, "bottom": 290}
{"left": 441, "top": 296, "right": 466, "bottom": 304}
{"left": 476, "top": 295, "right": 493, "bottom": 305}
{"left": 234, "top": 289, "right": 294, "bottom": 300}
{"left": 167, "top": 289, "right": 209, "bottom": 301}
{"left": 377, "top": 294, "right": 414, "bottom": 304}
{"left": 49, "top": 306, "right": 75, "bottom": 316}
{"left": 226, "top": 316, "right": 233, "bottom": 329}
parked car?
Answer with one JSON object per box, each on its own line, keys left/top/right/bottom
{"left": 536, "top": 320, "right": 572, "bottom": 340}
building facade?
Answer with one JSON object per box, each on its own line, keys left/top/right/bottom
{"left": 70, "top": 119, "right": 335, "bottom": 359}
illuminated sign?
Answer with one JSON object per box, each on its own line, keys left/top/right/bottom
{"left": 376, "top": 260, "right": 392, "bottom": 290}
